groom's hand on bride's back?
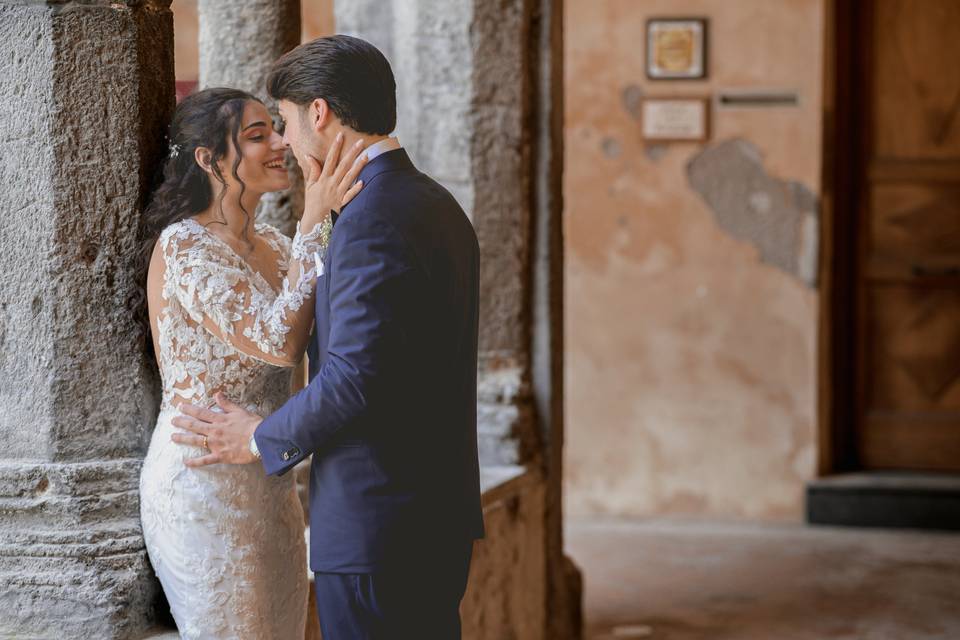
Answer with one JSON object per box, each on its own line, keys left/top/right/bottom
{"left": 171, "top": 393, "right": 263, "bottom": 468}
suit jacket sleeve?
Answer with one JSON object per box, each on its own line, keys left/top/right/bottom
{"left": 253, "top": 208, "right": 414, "bottom": 476}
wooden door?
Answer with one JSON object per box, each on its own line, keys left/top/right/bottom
{"left": 856, "top": 0, "right": 960, "bottom": 471}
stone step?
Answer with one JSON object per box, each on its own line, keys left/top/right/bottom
{"left": 807, "top": 472, "right": 960, "bottom": 531}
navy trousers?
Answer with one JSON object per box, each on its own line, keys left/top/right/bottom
{"left": 313, "top": 542, "right": 474, "bottom": 640}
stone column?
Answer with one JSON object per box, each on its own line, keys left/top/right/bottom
{"left": 336, "top": 1, "right": 581, "bottom": 637}
{"left": 336, "top": 0, "right": 535, "bottom": 467}
{"left": 335, "top": 0, "right": 552, "bottom": 476}
{"left": 0, "top": 2, "right": 175, "bottom": 638}
{"left": 198, "top": 0, "right": 303, "bottom": 236}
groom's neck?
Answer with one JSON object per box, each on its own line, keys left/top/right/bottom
{"left": 339, "top": 129, "right": 390, "bottom": 154}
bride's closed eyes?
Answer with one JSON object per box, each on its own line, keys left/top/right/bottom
{"left": 241, "top": 115, "right": 283, "bottom": 143}
{"left": 246, "top": 124, "right": 275, "bottom": 143}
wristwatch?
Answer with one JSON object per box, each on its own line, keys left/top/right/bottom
{"left": 249, "top": 435, "right": 262, "bottom": 460}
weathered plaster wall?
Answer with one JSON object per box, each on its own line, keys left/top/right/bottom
{"left": 564, "top": 0, "right": 824, "bottom": 520}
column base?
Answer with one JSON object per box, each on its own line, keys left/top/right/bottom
{"left": 0, "top": 460, "right": 158, "bottom": 639}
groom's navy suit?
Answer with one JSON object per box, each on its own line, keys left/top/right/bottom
{"left": 255, "top": 147, "right": 484, "bottom": 638}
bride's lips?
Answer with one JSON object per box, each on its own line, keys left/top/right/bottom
{"left": 264, "top": 156, "right": 286, "bottom": 171}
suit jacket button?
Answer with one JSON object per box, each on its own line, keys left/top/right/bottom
{"left": 281, "top": 452, "right": 290, "bottom": 461}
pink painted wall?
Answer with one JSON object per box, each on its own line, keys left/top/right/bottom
{"left": 563, "top": 0, "right": 825, "bottom": 520}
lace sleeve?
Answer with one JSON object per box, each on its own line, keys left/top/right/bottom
{"left": 161, "top": 219, "right": 332, "bottom": 366}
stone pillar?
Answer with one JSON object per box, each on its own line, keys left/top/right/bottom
{"left": 337, "top": 1, "right": 581, "bottom": 637}
{"left": 335, "top": 0, "right": 535, "bottom": 467}
{"left": 198, "top": 0, "right": 303, "bottom": 236}
{"left": 0, "top": 2, "right": 174, "bottom": 638}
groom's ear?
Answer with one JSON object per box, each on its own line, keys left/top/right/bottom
{"left": 308, "top": 98, "right": 331, "bottom": 133}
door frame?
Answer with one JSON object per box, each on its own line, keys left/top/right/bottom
{"left": 817, "top": 0, "right": 871, "bottom": 474}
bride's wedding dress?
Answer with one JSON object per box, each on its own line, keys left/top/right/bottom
{"left": 140, "top": 217, "right": 327, "bottom": 639}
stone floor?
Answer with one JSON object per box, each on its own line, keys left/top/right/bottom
{"left": 566, "top": 517, "right": 960, "bottom": 640}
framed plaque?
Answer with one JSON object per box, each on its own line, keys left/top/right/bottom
{"left": 646, "top": 18, "right": 708, "bottom": 80}
{"left": 640, "top": 97, "right": 710, "bottom": 142}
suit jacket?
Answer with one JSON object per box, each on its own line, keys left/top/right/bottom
{"left": 255, "top": 149, "right": 485, "bottom": 573}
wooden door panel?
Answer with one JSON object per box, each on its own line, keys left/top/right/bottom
{"left": 867, "top": 286, "right": 960, "bottom": 411}
{"left": 867, "top": 184, "right": 960, "bottom": 280}
{"left": 861, "top": 413, "right": 960, "bottom": 471}
{"left": 872, "top": 0, "right": 960, "bottom": 159}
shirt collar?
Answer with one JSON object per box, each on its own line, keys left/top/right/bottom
{"left": 363, "top": 136, "right": 402, "bottom": 162}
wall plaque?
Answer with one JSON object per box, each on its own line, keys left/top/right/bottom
{"left": 647, "top": 18, "right": 708, "bottom": 80}
{"left": 640, "top": 97, "right": 710, "bottom": 142}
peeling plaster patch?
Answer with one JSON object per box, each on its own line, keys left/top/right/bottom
{"left": 601, "top": 136, "right": 622, "bottom": 158}
{"left": 748, "top": 191, "right": 772, "bottom": 215}
{"left": 644, "top": 144, "right": 668, "bottom": 163}
{"left": 622, "top": 84, "right": 644, "bottom": 120}
{"left": 687, "top": 139, "right": 820, "bottom": 287}
{"left": 789, "top": 181, "right": 818, "bottom": 213}
{"left": 797, "top": 213, "right": 819, "bottom": 286}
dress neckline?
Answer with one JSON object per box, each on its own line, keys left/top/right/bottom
{"left": 183, "top": 217, "right": 285, "bottom": 294}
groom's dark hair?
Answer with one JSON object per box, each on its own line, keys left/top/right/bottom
{"left": 267, "top": 35, "right": 397, "bottom": 136}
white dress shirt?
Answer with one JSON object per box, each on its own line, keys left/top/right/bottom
{"left": 363, "top": 136, "right": 401, "bottom": 161}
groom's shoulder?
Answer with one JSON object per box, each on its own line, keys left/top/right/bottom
{"left": 346, "top": 168, "right": 438, "bottom": 217}
{"left": 369, "top": 168, "right": 462, "bottom": 214}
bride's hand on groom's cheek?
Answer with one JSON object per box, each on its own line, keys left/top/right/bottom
{"left": 170, "top": 393, "right": 263, "bottom": 468}
{"left": 301, "top": 132, "right": 368, "bottom": 229}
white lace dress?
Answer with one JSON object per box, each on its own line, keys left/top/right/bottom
{"left": 140, "top": 217, "right": 329, "bottom": 639}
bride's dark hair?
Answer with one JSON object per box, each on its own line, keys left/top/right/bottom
{"left": 135, "top": 87, "right": 260, "bottom": 354}
{"left": 139, "top": 87, "right": 261, "bottom": 269}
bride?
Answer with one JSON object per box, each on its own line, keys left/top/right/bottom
{"left": 138, "top": 87, "right": 366, "bottom": 638}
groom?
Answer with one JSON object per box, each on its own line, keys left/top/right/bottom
{"left": 173, "top": 35, "right": 484, "bottom": 638}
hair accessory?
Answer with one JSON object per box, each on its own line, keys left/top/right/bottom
{"left": 168, "top": 143, "right": 182, "bottom": 160}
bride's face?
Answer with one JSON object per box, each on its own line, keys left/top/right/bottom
{"left": 217, "top": 100, "right": 290, "bottom": 195}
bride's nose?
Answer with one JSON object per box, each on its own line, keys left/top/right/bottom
{"left": 270, "top": 130, "right": 286, "bottom": 149}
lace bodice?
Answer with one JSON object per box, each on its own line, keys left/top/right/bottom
{"left": 153, "top": 217, "right": 330, "bottom": 412}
